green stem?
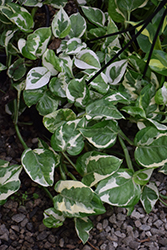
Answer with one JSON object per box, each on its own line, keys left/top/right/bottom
{"left": 59, "top": 164, "right": 67, "bottom": 180}
{"left": 62, "top": 152, "right": 77, "bottom": 171}
{"left": 63, "top": 164, "right": 77, "bottom": 181}
{"left": 14, "top": 124, "right": 28, "bottom": 150}
{"left": 43, "top": 187, "right": 53, "bottom": 202}
{"left": 31, "top": 7, "right": 38, "bottom": 19}
{"left": 159, "top": 193, "right": 167, "bottom": 200}
{"left": 159, "top": 197, "right": 167, "bottom": 207}
{"left": 118, "top": 136, "right": 134, "bottom": 173}
{"left": 118, "top": 129, "right": 134, "bottom": 146}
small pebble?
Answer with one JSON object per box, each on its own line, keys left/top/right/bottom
{"left": 12, "top": 214, "right": 26, "bottom": 223}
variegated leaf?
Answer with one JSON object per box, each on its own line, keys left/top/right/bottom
{"left": 135, "top": 127, "right": 167, "bottom": 168}
{"left": 26, "top": 67, "right": 51, "bottom": 90}
{"left": 42, "top": 49, "right": 61, "bottom": 75}
{"left": 76, "top": 151, "right": 122, "bottom": 187}
{"left": 74, "top": 217, "right": 93, "bottom": 244}
{"left": 23, "top": 86, "right": 46, "bottom": 107}
{"left": 96, "top": 169, "right": 141, "bottom": 207}
{"left": 79, "top": 120, "right": 118, "bottom": 149}
{"left": 43, "top": 108, "right": 76, "bottom": 133}
{"left": 45, "top": 0, "right": 67, "bottom": 8}
{"left": 0, "top": 62, "right": 7, "bottom": 72}
{"left": 7, "top": 58, "right": 26, "bottom": 81}
{"left": 65, "top": 38, "right": 87, "bottom": 55}
{"left": 105, "top": 59, "right": 127, "bottom": 85}
{"left": 140, "top": 182, "right": 159, "bottom": 213}
{"left": 49, "top": 77, "right": 67, "bottom": 98}
{"left": 149, "top": 50, "right": 167, "bottom": 76}
{"left": 155, "top": 82, "right": 167, "bottom": 105}
{"left": 66, "top": 77, "right": 89, "bottom": 108}
{"left": 69, "top": 13, "right": 86, "bottom": 38}
{"left": 21, "top": 148, "right": 60, "bottom": 186}
{"left": 74, "top": 49, "right": 101, "bottom": 70}
{"left": 86, "top": 71, "right": 109, "bottom": 94}
{"left": 0, "top": 159, "right": 22, "bottom": 205}
{"left": 53, "top": 180, "right": 106, "bottom": 217}
{"left": 43, "top": 207, "right": 65, "bottom": 228}
{"left": 133, "top": 168, "right": 154, "bottom": 185}
{"left": 51, "top": 119, "right": 84, "bottom": 155}
{"left": 86, "top": 99, "right": 124, "bottom": 121}
{"left": 51, "top": 7, "right": 71, "bottom": 38}
{"left": 104, "top": 91, "right": 130, "bottom": 105}
{"left": 81, "top": 6, "right": 105, "bottom": 27}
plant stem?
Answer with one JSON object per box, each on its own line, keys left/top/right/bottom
{"left": 43, "top": 187, "right": 53, "bottom": 202}
{"left": 118, "top": 130, "right": 134, "bottom": 146}
{"left": 159, "top": 193, "right": 167, "bottom": 200}
{"left": 62, "top": 163, "right": 77, "bottom": 181}
{"left": 62, "top": 152, "right": 77, "bottom": 171}
{"left": 118, "top": 136, "right": 134, "bottom": 173}
{"left": 159, "top": 197, "right": 167, "bottom": 207}
{"left": 14, "top": 124, "right": 28, "bottom": 150}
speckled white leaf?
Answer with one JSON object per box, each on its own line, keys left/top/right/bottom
{"left": 43, "top": 207, "right": 65, "bottom": 228}
{"left": 105, "top": 60, "right": 127, "bottom": 85}
{"left": 21, "top": 148, "right": 60, "bottom": 186}
{"left": 0, "top": 159, "right": 22, "bottom": 205}
{"left": 96, "top": 169, "right": 141, "bottom": 207}
{"left": 140, "top": 182, "right": 159, "bottom": 213}
{"left": 74, "top": 217, "right": 93, "bottom": 244}
{"left": 76, "top": 151, "right": 122, "bottom": 187}
{"left": 133, "top": 168, "right": 154, "bottom": 185}
{"left": 42, "top": 49, "right": 61, "bottom": 75}
{"left": 69, "top": 13, "right": 86, "bottom": 38}
{"left": 65, "top": 38, "right": 87, "bottom": 55}
{"left": 81, "top": 6, "right": 105, "bottom": 27}
{"left": 51, "top": 7, "right": 71, "bottom": 38}
{"left": 53, "top": 180, "right": 106, "bottom": 218}
{"left": 74, "top": 49, "right": 101, "bottom": 70}
{"left": 26, "top": 67, "right": 51, "bottom": 90}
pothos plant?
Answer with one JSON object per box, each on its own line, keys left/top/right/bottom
{"left": 0, "top": 0, "right": 167, "bottom": 244}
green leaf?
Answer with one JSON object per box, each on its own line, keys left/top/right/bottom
{"left": 0, "top": 160, "right": 22, "bottom": 205}
{"left": 49, "top": 77, "right": 66, "bottom": 98}
{"left": 104, "top": 91, "right": 130, "bottom": 105}
{"left": 21, "top": 148, "right": 60, "bottom": 186}
{"left": 133, "top": 168, "right": 154, "bottom": 185}
{"left": 79, "top": 120, "right": 118, "bottom": 149}
{"left": 74, "top": 49, "right": 101, "bottom": 70}
{"left": 140, "top": 182, "right": 159, "bottom": 213}
{"left": 69, "top": 13, "right": 86, "bottom": 38}
{"left": 74, "top": 217, "right": 93, "bottom": 244}
{"left": 43, "top": 207, "right": 65, "bottom": 228}
{"left": 0, "top": 3, "right": 34, "bottom": 32}
{"left": 148, "top": 50, "right": 167, "bottom": 76}
{"left": 121, "top": 106, "right": 146, "bottom": 118}
{"left": 86, "top": 71, "right": 109, "bottom": 94}
{"left": 51, "top": 7, "right": 71, "bottom": 38}
{"left": 108, "top": 0, "right": 125, "bottom": 23}
{"left": 51, "top": 119, "right": 84, "bottom": 155}
{"left": 135, "top": 127, "right": 167, "bottom": 168}
{"left": 155, "top": 82, "right": 167, "bottom": 105}
{"left": 44, "top": 0, "right": 67, "bottom": 8}
{"left": 86, "top": 99, "right": 124, "bottom": 121}
{"left": 36, "top": 90, "right": 59, "bottom": 116}
{"left": 23, "top": 0, "right": 43, "bottom": 7}
{"left": 105, "top": 60, "right": 127, "bottom": 85}
{"left": 7, "top": 58, "right": 26, "bottom": 81}
{"left": 0, "top": 62, "right": 7, "bottom": 72}
{"left": 23, "top": 86, "right": 46, "bottom": 107}
{"left": 65, "top": 38, "right": 87, "bottom": 55}
{"left": 42, "top": 49, "right": 61, "bottom": 75}
{"left": 76, "top": 151, "right": 122, "bottom": 187}
{"left": 26, "top": 67, "right": 51, "bottom": 90}
{"left": 96, "top": 169, "right": 141, "bottom": 207}
{"left": 43, "top": 108, "right": 76, "bottom": 133}
{"left": 81, "top": 6, "right": 105, "bottom": 27}
{"left": 66, "top": 77, "right": 89, "bottom": 108}
{"left": 53, "top": 180, "right": 106, "bottom": 218}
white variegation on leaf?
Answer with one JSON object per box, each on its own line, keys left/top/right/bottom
{"left": 51, "top": 7, "right": 71, "bottom": 38}
{"left": 65, "top": 38, "right": 87, "bottom": 55}
{"left": 79, "top": 120, "right": 118, "bottom": 149}
{"left": 140, "top": 182, "right": 159, "bottom": 214}
{"left": 86, "top": 99, "right": 124, "bottom": 121}
{"left": 47, "top": 0, "right": 67, "bottom": 9}
{"left": 43, "top": 108, "right": 76, "bottom": 133}
{"left": 49, "top": 77, "right": 67, "bottom": 98}
{"left": 43, "top": 207, "right": 65, "bottom": 228}
{"left": 76, "top": 151, "right": 122, "bottom": 187}
{"left": 51, "top": 119, "right": 84, "bottom": 155}
{"left": 105, "top": 59, "right": 127, "bottom": 85}
{"left": 135, "top": 127, "right": 167, "bottom": 168}
{"left": 69, "top": 13, "right": 86, "bottom": 38}
{"left": 42, "top": 49, "right": 61, "bottom": 76}
{"left": 86, "top": 71, "right": 109, "bottom": 94}
{"left": 96, "top": 169, "right": 141, "bottom": 207}
{"left": 23, "top": 0, "right": 43, "bottom": 7}
{"left": 53, "top": 180, "right": 106, "bottom": 217}
{"left": 146, "top": 118, "right": 167, "bottom": 131}
{"left": 21, "top": 148, "right": 60, "bottom": 186}
{"left": 0, "top": 159, "right": 22, "bottom": 205}
{"left": 74, "top": 217, "right": 93, "bottom": 244}
{"left": 8, "top": 58, "right": 26, "bottom": 81}
{"left": 104, "top": 91, "right": 130, "bottom": 105}
{"left": 66, "top": 77, "right": 89, "bottom": 108}
{"left": 74, "top": 49, "right": 101, "bottom": 70}
{"left": 26, "top": 67, "right": 51, "bottom": 90}
{"left": 155, "top": 82, "right": 167, "bottom": 105}
{"left": 133, "top": 168, "right": 154, "bottom": 185}
{"left": 81, "top": 6, "right": 105, "bottom": 27}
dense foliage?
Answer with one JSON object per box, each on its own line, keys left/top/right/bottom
{"left": 0, "top": 0, "right": 167, "bottom": 243}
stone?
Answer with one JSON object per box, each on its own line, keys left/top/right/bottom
{"left": 100, "top": 243, "right": 108, "bottom": 250}
{"left": 114, "top": 231, "right": 126, "bottom": 238}
{"left": 129, "top": 240, "right": 140, "bottom": 249}
{"left": 131, "top": 210, "right": 144, "bottom": 219}
{"left": 48, "top": 234, "right": 55, "bottom": 243}
{"left": 97, "top": 223, "right": 103, "bottom": 231}
{"left": 135, "top": 220, "right": 141, "bottom": 227}
{"left": 59, "top": 238, "right": 64, "bottom": 247}
{"left": 158, "top": 237, "right": 167, "bottom": 246}
{"left": 0, "top": 224, "right": 9, "bottom": 235}
{"left": 11, "top": 225, "right": 20, "bottom": 232}
{"left": 109, "top": 214, "right": 117, "bottom": 224}
{"left": 103, "top": 219, "right": 109, "bottom": 229}
{"left": 153, "top": 219, "right": 163, "bottom": 228}
{"left": 12, "top": 214, "right": 26, "bottom": 223}
{"left": 82, "top": 246, "right": 92, "bottom": 250}
{"left": 140, "top": 225, "right": 151, "bottom": 231}
{"left": 20, "top": 218, "right": 29, "bottom": 227}
{"left": 37, "top": 231, "right": 48, "bottom": 241}
{"left": 0, "top": 245, "right": 8, "bottom": 250}
{"left": 0, "top": 233, "right": 9, "bottom": 241}
{"left": 117, "top": 213, "right": 126, "bottom": 221}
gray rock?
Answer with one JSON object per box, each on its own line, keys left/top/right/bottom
{"left": 114, "top": 231, "right": 126, "bottom": 238}
{"left": 109, "top": 214, "right": 117, "bottom": 224}
{"left": 0, "top": 233, "right": 9, "bottom": 241}
{"left": 37, "top": 231, "right": 48, "bottom": 241}
{"left": 140, "top": 224, "right": 151, "bottom": 231}
{"left": 100, "top": 243, "right": 107, "bottom": 250}
{"left": 151, "top": 227, "right": 165, "bottom": 236}
{"left": 97, "top": 222, "right": 103, "bottom": 231}
{"left": 82, "top": 246, "right": 92, "bottom": 250}
{"left": 0, "top": 224, "right": 9, "bottom": 235}
{"left": 20, "top": 217, "right": 29, "bottom": 227}
{"left": 11, "top": 225, "right": 19, "bottom": 232}
{"left": 122, "top": 236, "right": 134, "bottom": 245}
{"left": 131, "top": 209, "right": 144, "bottom": 219}
{"left": 59, "top": 238, "right": 64, "bottom": 247}
{"left": 129, "top": 240, "right": 140, "bottom": 249}
{"left": 0, "top": 245, "right": 8, "bottom": 250}
{"left": 158, "top": 237, "right": 167, "bottom": 246}
{"left": 153, "top": 219, "right": 163, "bottom": 228}
{"left": 48, "top": 234, "right": 56, "bottom": 243}
{"left": 135, "top": 219, "right": 141, "bottom": 227}
{"left": 117, "top": 213, "right": 126, "bottom": 221}
{"left": 103, "top": 219, "right": 108, "bottom": 229}
{"left": 12, "top": 213, "right": 26, "bottom": 223}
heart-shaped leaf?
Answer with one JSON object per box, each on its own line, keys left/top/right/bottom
{"left": 74, "top": 217, "right": 93, "bottom": 244}
{"left": 26, "top": 67, "right": 51, "bottom": 90}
